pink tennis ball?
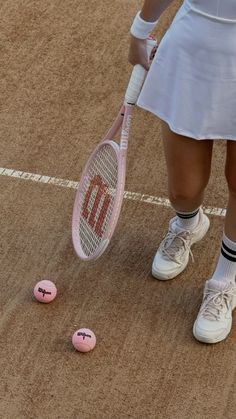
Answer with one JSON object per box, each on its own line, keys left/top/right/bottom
{"left": 72, "top": 328, "right": 96, "bottom": 353}
{"left": 33, "top": 280, "right": 57, "bottom": 303}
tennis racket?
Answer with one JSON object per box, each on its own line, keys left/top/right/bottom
{"left": 72, "top": 36, "right": 157, "bottom": 261}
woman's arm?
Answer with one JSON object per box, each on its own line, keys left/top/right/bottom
{"left": 129, "top": 0, "right": 175, "bottom": 70}
{"left": 140, "top": 0, "right": 175, "bottom": 22}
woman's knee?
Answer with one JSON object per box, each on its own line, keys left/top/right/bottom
{"left": 168, "top": 174, "right": 208, "bottom": 204}
{"left": 168, "top": 186, "right": 205, "bottom": 206}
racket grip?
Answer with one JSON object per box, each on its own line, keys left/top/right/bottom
{"left": 124, "top": 37, "right": 157, "bottom": 105}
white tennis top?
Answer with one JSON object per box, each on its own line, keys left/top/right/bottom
{"left": 187, "top": 0, "right": 236, "bottom": 21}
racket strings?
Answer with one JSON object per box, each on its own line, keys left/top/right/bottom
{"left": 79, "top": 143, "right": 119, "bottom": 257}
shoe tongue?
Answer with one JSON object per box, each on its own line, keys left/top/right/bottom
{"left": 171, "top": 220, "right": 188, "bottom": 235}
{"left": 207, "top": 279, "right": 230, "bottom": 292}
{"left": 171, "top": 223, "right": 188, "bottom": 235}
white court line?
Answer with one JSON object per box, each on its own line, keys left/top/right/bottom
{"left": 0, "top": 166, "right": 226, "bottom": 217}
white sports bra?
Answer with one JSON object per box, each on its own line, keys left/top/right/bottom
{"left": 186, "top": 0, "right": 236, "bottom": 21}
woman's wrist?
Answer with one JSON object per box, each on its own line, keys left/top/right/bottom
{"left": 130, "top": 11, "right": 158, "bottom": 39}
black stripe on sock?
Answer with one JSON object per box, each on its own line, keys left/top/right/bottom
{"left": 222, "top": 241, "right": 236, "bottom": 256}
{"left": 221, "top": 247, "right": 236, "bottom": 263}
{"left": 176, "top": 209, "right": 199, "bottom": 219}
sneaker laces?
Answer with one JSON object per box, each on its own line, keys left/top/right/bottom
{"left": 200, "top": 284, "right": 236, "bottom": 321}
{"left": 159, "top": 230, "right": 194, "bottom": 264}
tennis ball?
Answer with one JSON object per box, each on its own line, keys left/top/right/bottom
{"left": 33, "top": 280, "right": 57, "bottom": 303}
{"left": 72, "top": 328, "right": 96, "bottom": 353}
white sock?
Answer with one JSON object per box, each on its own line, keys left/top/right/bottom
{"left": 211, "top": 233, "right": 236, "bottom": 284}
{"left": 175, "top": 208, "right": 200, "bottom": 231}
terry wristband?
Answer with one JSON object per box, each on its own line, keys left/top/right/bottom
{"left": 130, "top": 11, "right": 158, "bottom": 39}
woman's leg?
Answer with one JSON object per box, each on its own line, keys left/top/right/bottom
{"left": 225, "top": 141, "right": 236, "bottom": 242}
{"left": 161, "top": 121, "right": 213, "bottom": 212}
{"left": 152, "top": 121, "right": 213, "bottom": 280}
{"left": 207, "top": 141, "right": 236, "bottom": 283}
{"left": 193, "top": 141, "right": 236, "bottom": 344}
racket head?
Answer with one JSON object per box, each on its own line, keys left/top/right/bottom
{"left": 72, "top": 112, "right": 127, "bottom": 261}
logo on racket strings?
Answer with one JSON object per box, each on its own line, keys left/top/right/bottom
{"left": 82, "top": 175, "right": 111, "bottom": 237}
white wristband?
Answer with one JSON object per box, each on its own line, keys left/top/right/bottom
{"left": 130, "top": 11, "right": 158, "bottom": 40}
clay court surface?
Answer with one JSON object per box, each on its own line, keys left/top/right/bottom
{"left": 0, "top": 1, "right": 236, "bottom": 418}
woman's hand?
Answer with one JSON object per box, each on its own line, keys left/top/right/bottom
{"left": 128, "top": 35, "right": 150, "bottom": 71}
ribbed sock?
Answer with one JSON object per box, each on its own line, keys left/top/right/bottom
{"left": 175, "top": 208, "right": 200, "bottom": 231}
{"left": 211, "top": 233, "right": 236, "bottom": 284}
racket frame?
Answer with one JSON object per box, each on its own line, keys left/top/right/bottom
{"left": 72, "top": 36, "right": 157, "bottom": 261}
{"left": 72, "top": 103, "right": 134, "bottom": 261}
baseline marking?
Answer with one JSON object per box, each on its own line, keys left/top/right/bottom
{"left": 0, "top": 167, "right": 226, "bottom": 217}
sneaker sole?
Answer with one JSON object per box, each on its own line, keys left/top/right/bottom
{"left": 152, "top": 214, "right": 210, "bottom": 281}
{"left": 192, "top": 321, "right": 232, "bottom": 344}
{"left": 152, "top": 257, "right": 189, "bottom": 280}
{"left": 192, "top": 295, "right": 236, "bottom": 344}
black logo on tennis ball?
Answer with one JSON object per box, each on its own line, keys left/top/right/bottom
{"left": 38, "top": 287, "right": 52, "bottom": 297}
{"left": 77, "top": 332, "right": 92, "bottom": 340}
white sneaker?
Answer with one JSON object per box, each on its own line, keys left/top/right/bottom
{"left": 152, "top": 208, "right": 210, "bottom": 280}
{"left": 193, "top": 279, "right": 236, "bottom": 344}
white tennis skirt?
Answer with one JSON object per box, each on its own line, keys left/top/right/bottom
{"left": 137, "top": 0, "right": 236, "bottom": 140}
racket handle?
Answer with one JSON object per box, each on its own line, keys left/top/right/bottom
{"left": 124, "top": 36, "right": 157, "bottom": 105}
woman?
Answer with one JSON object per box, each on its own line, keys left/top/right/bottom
{"left": 128, "top": 0, "right": 236, "bottom": 344}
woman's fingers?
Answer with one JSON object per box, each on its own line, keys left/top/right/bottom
{"left": 128, "top": 36, "right": 149, "bottom": 71}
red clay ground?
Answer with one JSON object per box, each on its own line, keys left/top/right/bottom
{"left": 0, "top": 1, "right": 235, "bottom": 418}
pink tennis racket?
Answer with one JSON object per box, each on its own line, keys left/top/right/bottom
{"left": 72, "top": 36, "right": 157, "bottom": 261}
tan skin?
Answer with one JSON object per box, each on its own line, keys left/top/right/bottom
{"left": 129, "top": 0, "right": 236, "bottom": 242}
